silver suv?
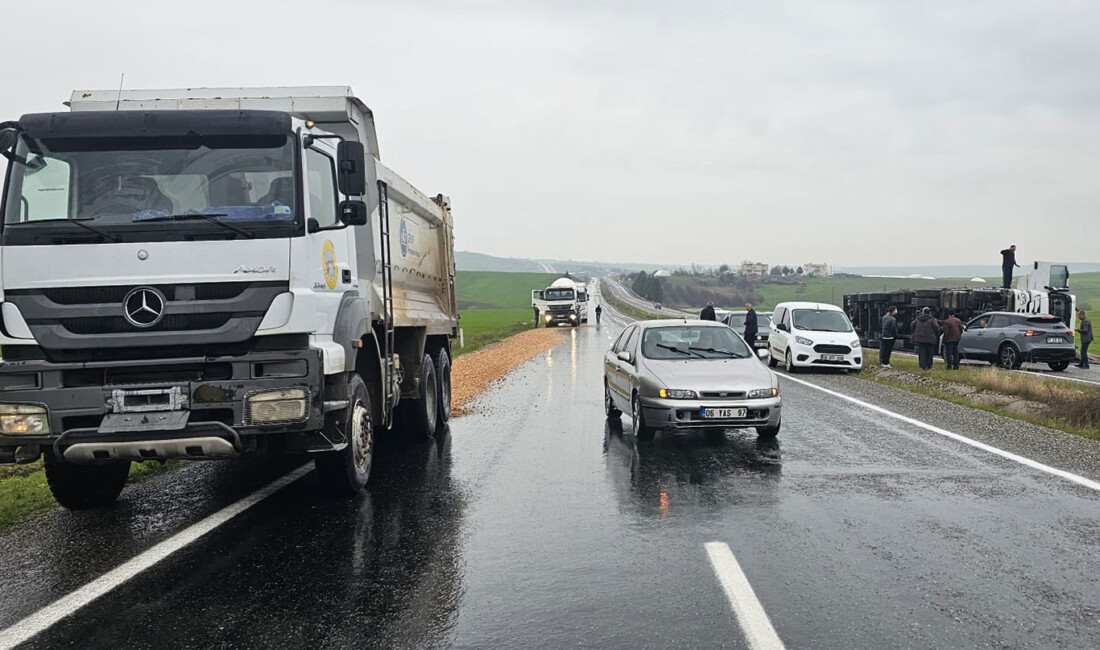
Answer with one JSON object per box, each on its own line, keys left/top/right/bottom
{"left": 960, "top": 312, "right": 1076, "bottom": 371}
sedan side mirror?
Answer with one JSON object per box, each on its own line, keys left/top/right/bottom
{"left": 617, "top": 351, "right": 633, "bottom": 363}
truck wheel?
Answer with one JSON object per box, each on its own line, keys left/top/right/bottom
{"left": 402, "top": 353, "right": 439, "bottom": 439}
{"left": 44, "top": 454, "right": 131, "bottom": 510}
{"left": 435, "top": 348, "right": 452, "bottom": 426}
{"left": 315, "top": 373, "right": 373, "bottom": 495}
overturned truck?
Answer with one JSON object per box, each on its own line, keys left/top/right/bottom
{"left": 845, "top": 263, "right": 1077, "bottom": 350}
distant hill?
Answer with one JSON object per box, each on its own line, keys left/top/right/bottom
{"left": 456, "top": 251, "right": 661, "bottom": 275}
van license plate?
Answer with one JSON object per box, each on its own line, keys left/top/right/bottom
{"left": 702, "top": 408, "right": 747, "bottom": 419}
{"left": 821, "top": 354, "right": 845, "bottom": 361}
{"left": 1047, "top": 337, "right": 1065, "bottom": 344}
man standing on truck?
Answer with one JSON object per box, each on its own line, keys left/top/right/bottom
{"left": 880, "top": 306, "right": 899, "bottom": 368}
{"left": 1000, "top": 245, "right": 1020, "bottom": 288}
{"left": 1077, "top": 310, "right": 1092, "bottom": 369}
{"left": 743, "top": 303, "right": 759, "bottom": 346}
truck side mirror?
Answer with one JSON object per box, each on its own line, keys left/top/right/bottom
{"left": 340, "top": 199, "right": 368, "bottom": 226}
{"left": 337, "top": 140, "right": 366, "bottom": 196}
{"left": 0, "top": 126, "right": 17, "bottom": 152}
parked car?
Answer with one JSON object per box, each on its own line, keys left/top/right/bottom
{"left": 723, "top": 311, "right": 774, "bottom": 350}
{"left": 603, "top": 320, "right": 782, "bottom": 440}
{"left": 960, "top": 312, "right": 1076, "bottom": 371}
{"left": 769, "top": 302, "right": 862, "bottom": 373}
{"left": 654, "top": 302, "right": 662, "bottom": 310}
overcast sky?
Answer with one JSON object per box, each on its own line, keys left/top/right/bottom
{"left": 5, "top": 0, "right": 1099, "bottom": 268}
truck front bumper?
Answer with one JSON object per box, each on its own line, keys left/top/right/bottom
{"left": 0, "top": 348, "right": 326, "bottom": 463}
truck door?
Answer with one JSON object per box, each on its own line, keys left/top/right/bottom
{"left": 302, "top": 139, "right": 355, "bottom": 334}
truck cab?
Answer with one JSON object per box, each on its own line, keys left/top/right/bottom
{"left": 0, "top": 87, "right": 458, "bottom": 507}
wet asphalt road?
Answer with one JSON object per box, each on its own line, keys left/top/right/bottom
{"left": 0, "top": 303, "right": 1098, "bottom": 649}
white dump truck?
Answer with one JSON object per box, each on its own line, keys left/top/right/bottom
{"left": 0, "top": 87, "right": 458, "bottom": 507}
{"left": 532, "top": 277, "right": 581, "bottom": 327}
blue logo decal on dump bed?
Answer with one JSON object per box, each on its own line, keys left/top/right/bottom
{"left": 399, "top": 220, "right": 409, "bottom": 257}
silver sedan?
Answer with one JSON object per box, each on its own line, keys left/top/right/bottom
{"left": 604, "top": 320, "right": 782, "bottom": 440}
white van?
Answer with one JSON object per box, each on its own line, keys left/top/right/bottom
{"left": 769, "top": 302, "right": 862, "bottom": 373}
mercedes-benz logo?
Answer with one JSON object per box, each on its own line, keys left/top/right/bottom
{"left": 122, "top": 287, "right": 166, "bottom": 328}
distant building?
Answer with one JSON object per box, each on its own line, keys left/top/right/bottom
{"left": 803, "top": 263, "right": 829, "bottom": 278}
{"left": 653, "top": 269, "right": 671, "bottom": 278}
{"left": 740, "top": 261, "right": 769, "bottom": 277}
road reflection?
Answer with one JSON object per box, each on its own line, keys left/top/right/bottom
{"left": 603, "top": 423, "right": 782, "bottom": 518}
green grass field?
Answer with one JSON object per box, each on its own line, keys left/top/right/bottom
{"left": 454, "top": 308, "right": 536, "bottom": 357}
{"left": 456, "top": 271, "right": 559, "bottom": 309}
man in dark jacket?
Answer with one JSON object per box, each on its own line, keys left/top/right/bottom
{"left": 743, "top": 303, "right": 758, "bottom": 346}
{"left": 911, "top": 307, "right": 942, "bottom": 371}
{"left": 700, "top": 301, "right": 716, "bottom": 321}
{"left": 941, "top": 311, "right": 963, "bottom": 370}
{"left": 1078, "top": 310, "right": 1093, "bottom": 369}
{"left": 1000, "top": 245, "right": 1020, "bottom": 288}
{"left": 880, "top": 306, "right": 899, "bottom": 367}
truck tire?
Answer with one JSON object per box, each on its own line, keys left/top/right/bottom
{"left": 435, "top": 347, "right": 452, "bottom": 426}
{"left": 402, "top": 353, "right": 439, "bottom": 439}
{"left": 44, "top": 454, "right": 131, "bottom": 510}
{"left": 315, "top": 373, "right": 373, "bottom": 495}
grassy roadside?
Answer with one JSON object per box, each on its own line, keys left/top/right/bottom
{"left": 0, "top": 460, "right": 177, "bottom": 530}
{"left": 855, "top": 354, "right": 1100, "bottom": 441}
{"left": 455, "top": 308, "right": 536, "bottom": 358}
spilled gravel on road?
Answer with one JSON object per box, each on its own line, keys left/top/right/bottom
{"left": 451, "top": 328, "right": 570, "bottom": 416}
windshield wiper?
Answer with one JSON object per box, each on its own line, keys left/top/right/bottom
{"left": 655, "top": 343, "right": 697, "bottom": 357}
{"left": 689, "top": 346, "right": 747, "bottom": 359}
{"left": 10, "top": 217, "right": 121, "bottom": 242}
{"left": 137, "top": 213, "right": 255, "bottom": 239}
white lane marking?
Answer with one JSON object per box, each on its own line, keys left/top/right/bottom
{"left": 705, "top": 542, "right": 786, "bottom": 650}
{"left": 1019, "top": 369, "right": 1100, "bottom": 386}
{"left": 0, "top": 464, "right": 314, "bottom": 649}
{"left": 780, "top": 373, "right": 1100, "bottom": 492}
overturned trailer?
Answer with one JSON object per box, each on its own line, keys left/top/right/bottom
{"left": 845, "top": 265, "right": 1077, "bottom": 350}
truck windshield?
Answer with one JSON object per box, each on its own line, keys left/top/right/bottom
{"left": 544, "top": 288, "right": 574, "bottom": 300}
{"left": 2, "top": 133, "right": 299, "bottom": 245}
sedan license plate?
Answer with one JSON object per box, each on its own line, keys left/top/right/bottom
{"left": 702, "top": 408, "right": 747, "bottom": 419}
{"left": 1047, "top": 337, "right": 1066, "bottom": 344}
{"left": 820, "top": 354, "right": 845, "bottom": 362}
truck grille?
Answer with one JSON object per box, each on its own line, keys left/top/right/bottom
{"left": 6, "top": 281, "right": 287, "bottom": 351}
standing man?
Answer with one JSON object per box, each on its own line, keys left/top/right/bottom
{"left": 1000, "top": 245, "right": 1020, "bottom": 289}
{"left": 533, "top": 304, "right": 540, "bottom": 328}
{"left": 941, "top": 310, "right": 963, "bottom": 370}
{"left": 700, "top": 301, "right": 716, "bottom": 321}
{"left": 595, "top": 303, "right": 603, "bottom": 325}
{"left": 880, "top": 306, "right": 899, "bottom": 368}
{"left": 743, "top": 302, "right": 759, "bottom": 347}
{"left": 911, "top": 307, "right": 942, "bottom": 371}
{"left": 1077, "top": 310, "right": 1092, "bottom": 369}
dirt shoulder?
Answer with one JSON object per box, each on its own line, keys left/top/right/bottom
{"left": 451, "top": 327, "right": 570, "bottom": 416}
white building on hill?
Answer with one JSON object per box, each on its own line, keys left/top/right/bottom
{"left": 803, "top": 262, "right": 829, "bottom": 278}
{"left": 741, "top": 261, "right": 769, "bottom": 277}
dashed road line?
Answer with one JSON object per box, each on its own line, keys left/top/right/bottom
{"left": 705, "top": 541, "right": 786, "bottom": 650}
{"left": 780, "top": 373, "right": 1100, "bottom": 492}
{"left": 0, "top": 464, "right": 314, "bottom": 650}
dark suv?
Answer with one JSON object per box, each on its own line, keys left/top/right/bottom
{"left": 960, "top": 312, "right": 1076, "bottom": 371}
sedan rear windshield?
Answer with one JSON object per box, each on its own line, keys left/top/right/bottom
{"left": 641, "top": 326, "right": 750, "bottom": 360}
{"left": 792, "top": 309, "right": 853, "bottom": 333}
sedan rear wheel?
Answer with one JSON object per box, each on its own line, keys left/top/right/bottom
{"left": 605, "top": 381, "right": 621, "bottom": 420}
{"left": 1048, "top": 360, "right": 1070, "bottom": 372}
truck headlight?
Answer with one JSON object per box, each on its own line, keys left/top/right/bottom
{"left": 659, "top": 389, "right": 697, "bottom": 399}
{"left": 570, "top": 313, "right": 578, "bottom": 320}
{"left": 545, "top": 314, "right": 553, "bottom": 322}
{"left": 245, "top": 388, "right": 309, "bottom": 424}
{"left": 0, "top": 404, "right": 51, "bottom": 435}
{"left": 795, "top": 336, "right": 814, "bottom": 346}
{"left": 747, "top": 388, "right": 779, "bottom": 399}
